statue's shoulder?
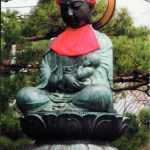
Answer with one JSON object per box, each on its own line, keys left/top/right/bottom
{"left": 44, "top": 48, "right": 51, "bottom": 55}
{"left": 94, "top": 29, "right": 113, "bottom": 49}
{"left": 43, "top": 38, "right": 56, "bottom": 56}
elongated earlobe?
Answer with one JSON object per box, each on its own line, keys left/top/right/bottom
{"left": 88, "top": 3, "right": 94, "bottom": 15}
{"left": 89, "top": 3, "right": 94, "bottom": 10}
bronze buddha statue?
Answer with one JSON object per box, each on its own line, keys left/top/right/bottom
{"left": 16, "top": 0, "right": 116, "bottom": 114}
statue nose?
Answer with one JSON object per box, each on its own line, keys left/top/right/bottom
{"left": 68, "top": 7, "right": 73, "bottom": 16}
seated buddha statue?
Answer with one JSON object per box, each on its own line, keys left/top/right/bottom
{"left": 16, "top": 0, "right": 117, "bottom": 114}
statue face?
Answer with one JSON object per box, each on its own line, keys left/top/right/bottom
{"left": 60, "top": 0, "right": 94, "bottom": 28}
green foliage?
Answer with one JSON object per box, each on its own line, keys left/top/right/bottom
{"left": 127, "top": 26, "right": 150, "bottom": 38}
{"left": 101, "top": 8, "right": 133, "bottom": 36}
{"left": 0, "top": 136, "right": 31, "bottom": 150}
{"left": 14, "top": 40, "right": 49, "bottom": 67}
{"left": 0, "top": 37, "right": 9, "bottom": 60}
{"left": 0, "top": 102, "right": 32, "bottom": 149}
{"left": 0, "top": 74, "right": 35, "bottom": 149}
{"left": 0, "top": 74, "right": 39, "bottom": 112}
{"left": 112, "top": 111, "right": 150, "bottom": 150}
{"left": 137, "top": 108, "right": 150, "bottom": 129}
{"left": 21, "top": 0, "right": 63, "bottom": 37}
{"left": 21, "top": 18, "right": 37, "bottom": 37}
{"left": 13, "top": 138, "right": 31, "bottom": 150}
{"left": 114, "top": 8, "right": 133, "bottom": 36}
{"left": 113, "top": 35, "right": 149, "bottom": 75}
{"left": 1, "top": 37, "right": 5, "bottom": 51}
{"left": 0, "top": 136, "right": 14, "bottom": 150}
{"left": 1, "top": 11, "right": 21, "bottom": 50}
{"left": 92, "top": 0, "right": 107, "bottom": 21}
{"left": 17, "top": 42, "right": 42, "bottom": 65}
{"left": 1, "top": 108, "right": 23, "bottom": 140}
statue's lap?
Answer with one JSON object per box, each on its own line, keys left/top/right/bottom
{"left": 16, "top": 84, "right": 116, "bottom": 114}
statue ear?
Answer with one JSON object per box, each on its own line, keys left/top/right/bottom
{"left": 89, "top": 3, "right": 94, "bottom": 10}
{"left": 89, "top": 3, "right": 94, "bottom": 14}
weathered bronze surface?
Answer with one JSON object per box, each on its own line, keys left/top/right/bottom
{"left": 16, "top": 29, "right": 116, "bottom": 113}
{"left": 16, "top": 0, "right": 128, "bottom": 149}
{"left": 20, "top": 112, "right": 129, "bottom": 141}
{"left": 16, "top": 0, "right": 116, "bottom": 114}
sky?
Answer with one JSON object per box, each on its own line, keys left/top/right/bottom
{"left": 1, "top": 0, "right": 150, "bottom": 27}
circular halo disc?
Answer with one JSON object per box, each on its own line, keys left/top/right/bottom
{"left": 93, "top": 0, "right": 116, "bottom": 29}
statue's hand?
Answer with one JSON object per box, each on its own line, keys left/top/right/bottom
{"left": 47, "top": 66, "right": 60, "bottom": 91}
{"left": 62, "top": 74, "right": 82, "bottom": 90}
{"left": 76, "top": 54, "right": 100, "bottom": 81}
{"left": 78, "top": 78, "right": 93, "bottom": 87}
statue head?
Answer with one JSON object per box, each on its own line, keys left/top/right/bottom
{"left": 57, "top": 0, "right": 96, "bottom": 28}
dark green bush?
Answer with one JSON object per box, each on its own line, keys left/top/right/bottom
{"left": 137, "top": 108, "right": 150, "bottom": 129}
{"left": 112, "top": 110, "right": 150, "bottom": 150}
{"left": 1, "top": 111, "right": 23, "bottom": 140}
{"left": 0, "top": 136, "right": 14, "bottom": 150}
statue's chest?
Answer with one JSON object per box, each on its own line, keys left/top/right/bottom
{"left": 50, "top": 51, "right": 99, "bottom": 75}
{"left": 50, "top": 52, "right": 85, "bottom": 72}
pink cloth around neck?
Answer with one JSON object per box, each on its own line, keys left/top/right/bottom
{"left": 50, "top": 24, "right": 100, "bottom": 56}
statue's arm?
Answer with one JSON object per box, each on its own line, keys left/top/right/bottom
{"left": 36, "top": 50, "right": 52, "bottom": 89}
{"left": 92, "top": 45, "right": 113, "bottom": 88}
{"left": 78, "top": 33, "right": 113, "bottom": 88}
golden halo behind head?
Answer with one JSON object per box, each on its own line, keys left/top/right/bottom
{"left": 92, "top": 0, "right": 116, "bottom": 29}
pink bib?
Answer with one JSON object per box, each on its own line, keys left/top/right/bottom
{"left": 50, "top": 24, "right": 100, "bottom": 56}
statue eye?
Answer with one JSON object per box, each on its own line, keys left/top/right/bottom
{"left": 72, "top": 2, "right": 83, "bottom": 9}
{"left": 72, "top": 5, "right": 81, "bottom": 10}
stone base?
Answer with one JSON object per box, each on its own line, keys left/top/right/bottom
{"left": 20, "top": 111, "right": 129, "bottom": 142}
{"left": 25, "top": 143, "right": 118, "bottom": 150}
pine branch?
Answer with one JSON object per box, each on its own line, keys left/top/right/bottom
{"left": 21, "top": 34, "right": 50, "bottom": 42}
{"left": 113, "top": 82, "right": 149, "bottom": 94}
{"left": 113, "top": 74, "right": 149, "bottom": 83}
{"left": 21, "top": 28, "right": 64, "bottom": 42}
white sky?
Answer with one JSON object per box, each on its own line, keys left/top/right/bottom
{"left": 1, "top": 0, "right": 150, "bottom": 27}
